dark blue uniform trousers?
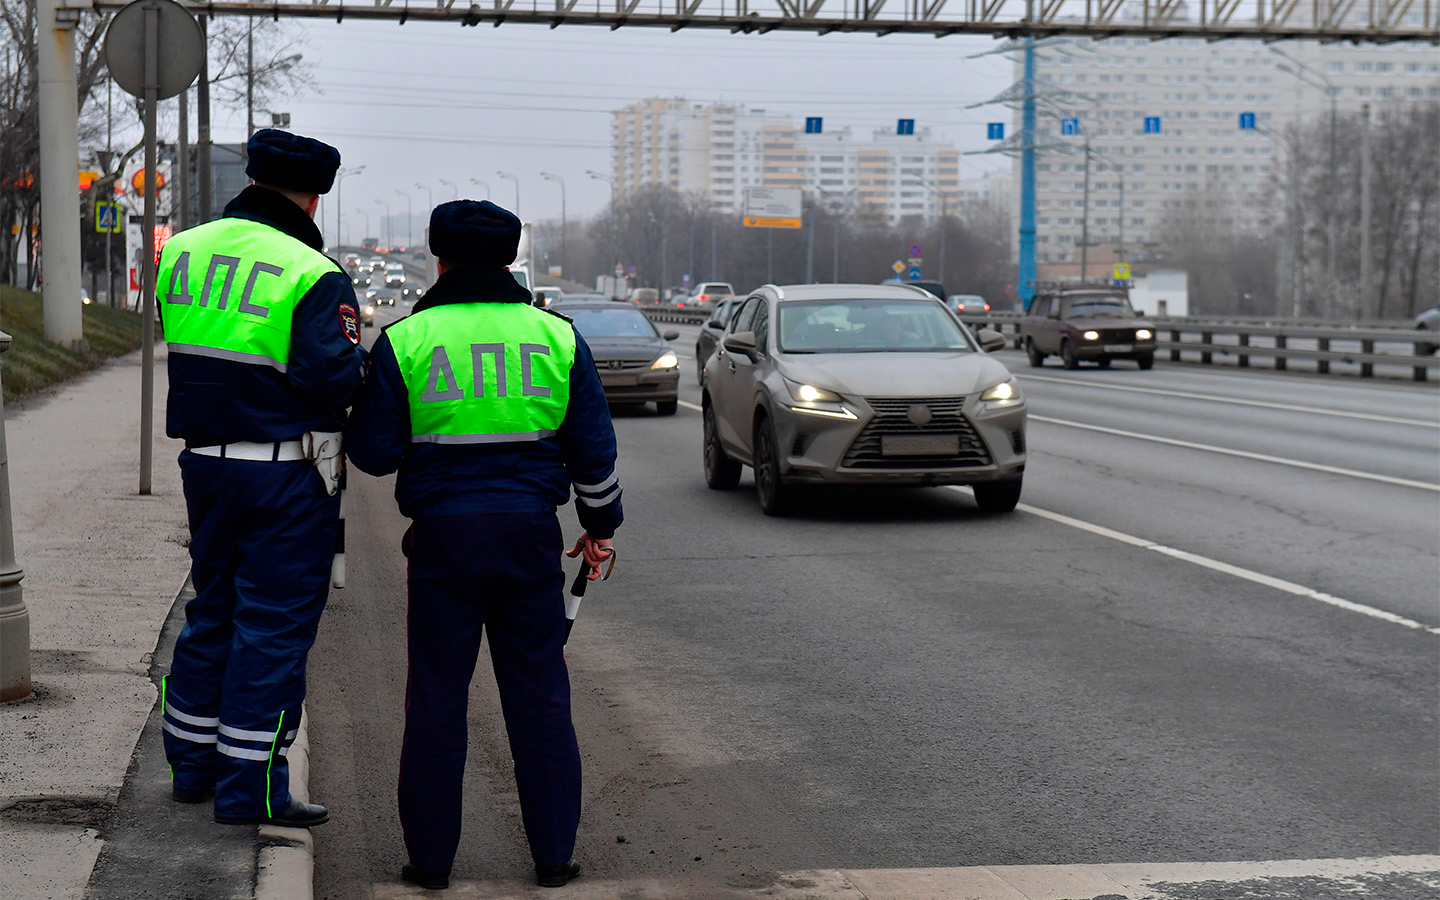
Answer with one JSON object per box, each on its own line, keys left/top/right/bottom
{"left": 399, "top": 511, "right": 581, "bottom": 875}
{"left": 163, "top": 451, "right": 338, "bottom": 820}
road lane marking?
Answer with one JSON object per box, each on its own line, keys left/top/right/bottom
{"left": 970, "top": 496, "right": 1440, "bottom": 636}
{"left": 1019, "top": 373, "right": 1440, "bottom": 428}
{"left": 1030, "top": 414, "right": 1439, "bottom": 492}
{"left": 678, "top": 400, "right": 703, "bottom": 412}
{"left": 372, "top": 854, "right": 1440, "bottom": 899}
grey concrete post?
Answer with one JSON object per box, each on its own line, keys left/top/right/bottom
{"left": 37, "top": 0, "right": 87, "bottom": 349}
{"left": 0, "top": 330, "right": 30, "bottom": 702}
{"left": 1359, "top": 102, "right": 1372, "bottom": 320}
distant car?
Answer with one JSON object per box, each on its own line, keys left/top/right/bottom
{"left": 1414, "top": 306, "right": 1439, "bottom": 355}
{"left": 948, "top": 294, "right": 991, "bottom": 314}
{"left": 400, "top": 286, "right": 424, "bottom": 303}
{"left": 360, "top": 300, "right": 376, "bottom": 328}
{"left": 412, "top": 249, "right": 426, "bottom": 262}
{"left": 701, "top": 283, "right": 1024, "bottom": 516}
{"left": 532, "top": 286, "right": 564, "bottom": 307}
{"left": 688, "top": 282, "right": 735, "bottom": 312}
{"left": 561, "top": 301, "right": 681, "bottom": 415}
{"left": 694, "top": 296, "right": 741, "bottom": 385}
{"left": 1021, "top": 287, "right": 1157, "bottom": 370}
{"left": 384, "top": 262, "right": 406, "bottom": 287}
{"left": 367, "top": 256, "right": 385, "bottom": 273}
{"left": 367, "top": 288, "right": 399, "bottom": 307}
{"left": 343, "top": 253, "right": 362, "bottom": 271}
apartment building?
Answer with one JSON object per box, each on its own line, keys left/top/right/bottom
{"left": 1011, "top": 23, "right": 1440, "bottom": 265}
{"left": 611, "top": 100, "right": 982, "bottom": 226}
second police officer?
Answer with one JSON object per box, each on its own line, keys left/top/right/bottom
{"left": 346, "top": 200, "right": 622, "bottom": 890}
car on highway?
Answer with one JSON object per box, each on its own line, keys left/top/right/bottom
{"left": 360, "top": 299, "right": 376, "bottom": 328}
{"left": 562, "top": 301, "right": 682, "bottom": 415}
{"left": 384, "top": 262, "right": 406, "bottom": 287}
{"left": 532, "top": 286, "right": 564, "bottom": 307}
{"left": 701, "top": 283, "right": 1025, "bottom": 516}
{"left": 366, "top": 256, "right": 385, "bottom": 273}
{"left": 366, "top": 287, "right": 399, "bottom": 307}
{"left": 688, "top": 282, "right": 735, "bottom": 312}
{"left": 343, "top": 253, "right": 362, "bottom": 271}
{"left": 1021, "top": 287, "right": 1157, "bottom": 370}
{"left": 948, "top": 293, "right": 991, "bottom": 314}
{"left": 1414, "top": 305, "right": 1439, "bottom": 355}
{"left": 554, "top": 292, "right": 614, "bottom": 304}
{"left": 694, "top": 296, "right": 742, "bottom": 385}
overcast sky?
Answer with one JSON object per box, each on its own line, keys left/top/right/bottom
{"left": 193, "top": 21, "right": 1018, "bottom": 244}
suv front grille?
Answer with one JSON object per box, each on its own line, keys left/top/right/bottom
{"left": 842, "top": 396, "right": 992, "bottom": 469}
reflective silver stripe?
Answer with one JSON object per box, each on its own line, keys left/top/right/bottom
{"left": 284, "top": 729, "right": 299, "bottom": 741}
{"left": 165, "top": 704, "right": 219, "bottom": 728}
{"left": 279, "top": 745, "right": 290, "bottom": 757}
{"left": 218, "top": 742, "right": 273, "bottom": 762}
{"left": 573, "top": 472, "right": 619, "bottom": 494}
{"left": 219, "top": 724, "right": 282, "bottom": 742}
{"left": 163, "top": 720, "right": 219, "bottom": 744}
{"left": 189, "top": 441, "right": 306, "bottom": 462}
{"left": 577, "top": 489, "right": 622, "bottom": 508}
{"left": 577, "top": 483, "right": 619, "bottom": 502}
{"left": 169, "top": 342, "right": 289, "bottom": 373}
{"left": 411, "top": 429, "right": 557, "bottom": 445}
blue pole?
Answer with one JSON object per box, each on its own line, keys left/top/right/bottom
{"left": 1018, "top": 37, "right": 1037, "bottom": 311}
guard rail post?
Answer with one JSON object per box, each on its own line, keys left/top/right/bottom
{"left": 1170, "top": 327, "right": 1181, "bottom": 362}
{"left": 1238, "top": 333, "right": 1250, "bottom": 368}
{"left": 1318, "top": 338, "right": 1330, "bottom": 374}
{"left": 1275, "top": 334, "right": 1287, "bottom": 372}
{"left": 1361, "top": 340, "right": 1374, "bottom": 378}
{"left": 1201, "top": 331, "right": 1213, "bottom": 365}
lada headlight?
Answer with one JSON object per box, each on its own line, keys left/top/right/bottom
{"left": 1136, "top": 328, "right": 1154, "bottom": 340}
{"left": 1082, "top": 330, "right": 1100, "bottom": 341}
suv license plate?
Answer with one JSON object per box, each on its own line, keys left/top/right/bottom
{"left": 1102, "top": 343, "right": 1133, "bottom": 352}
{"left": 882, "top": 434, "right": 960, "bottom": 456}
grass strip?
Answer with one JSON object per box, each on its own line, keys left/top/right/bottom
{"left": 0, "top": 286, "right": 146, "bottom": 403}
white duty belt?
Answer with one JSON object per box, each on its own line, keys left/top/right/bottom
{"left": 189, "top": 440, "right": 307, "bottom": 462}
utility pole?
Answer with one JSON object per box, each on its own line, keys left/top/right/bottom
{"left": 1359, "top": 102, "right": 1372, "bottom": 320}
{"left": 395, "top": 188, "right": 412, "bottom": 248}
{"left": 178, "top": 90, "right": 191, "bottom": 230}
{"left": 244, "top": 18, "right": 254, "bottom": 155}
{"left": 1018, "top": 37, "right": 1037, "bottom": 307}
{"left": 1080, "top": 140, "right": 1091, "bottom": 281}
{"left": 541, "top": 172, "right": 566, "bottom": 277}
{"left": 805, "top": 204, "right": 814, "bottom": 283}
{"left": 1115, "top": 162, "right": 1124, "bottom": 261}
{"left": 37, "top": 0, "right": 86, "bottom": 347}
{"left": 197, "top": 16, "right": 212, "bottom": 223}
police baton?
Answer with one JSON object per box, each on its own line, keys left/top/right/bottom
{"left": 564, "top": 549, "right": 615, "bottom": 644}
{"left": 331, "top": 469, "right": 347, "bottom": 589}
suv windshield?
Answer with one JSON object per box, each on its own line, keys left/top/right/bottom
{"left": 567, "top": 307, "right": 658, "bottom": 339}
{"left": 1063, "top": 295, "right": 1134, "bottom": 318}
{"left": 778, "top": 299, "right": 971, "bottom": 353}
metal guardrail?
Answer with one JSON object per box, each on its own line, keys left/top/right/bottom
{"left": 958, "top": 312, "right": 1440, "bottom": 383}
{"left": 642, "top": 307, "right": 711, "bottom": 326}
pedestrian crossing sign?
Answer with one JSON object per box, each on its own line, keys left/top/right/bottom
{"left": 95, "top": 201, "right": 121, "bottom": 233}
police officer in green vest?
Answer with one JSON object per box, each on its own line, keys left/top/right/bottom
{"left": 158, "top": 129, "right": 365, "bottom": 828}
{"left": 347, "top": 200, "right": 622, "bottom": 890}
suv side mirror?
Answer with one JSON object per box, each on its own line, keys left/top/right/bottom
{"left": 723, "top": 330, "right": 758, "bottom": 358}
{"left": 976, "top": 328, "right": 1006, "bottom": 353}
{"left": 663, "top": 330, "right": 681, "bottom": 341}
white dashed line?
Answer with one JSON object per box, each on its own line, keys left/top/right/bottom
{"left": 947, "top": 491, "right": 1440, "bottom": 636}
{"left": 677, "top": 399, "right": 703, "bottom": 412}
{"left": 1030, "top": 414, "right": 1439, "bottom": 492}
{"left": 1019, "top": 373, "right": 1440, "bottom": 428}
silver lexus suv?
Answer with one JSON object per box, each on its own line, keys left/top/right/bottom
{"left": 701, "top": 283, "right": 1028, "bottom": 516}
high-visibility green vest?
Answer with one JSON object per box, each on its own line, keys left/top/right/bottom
{"left": 158, "top": 217, "right": 339, "bottom": 372}
{"left": 386, "top": 303, "right": 576, "bottom": 444}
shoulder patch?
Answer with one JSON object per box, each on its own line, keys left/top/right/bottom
{"left": 339, "top": 302, "right": 361, "bottom": 345}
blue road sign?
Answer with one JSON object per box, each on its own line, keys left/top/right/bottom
{"left": 1239, "top": 111, "right": 1257, "bottom": 130}
{"left": 1061, "top": 117, "right": 1080, "bottom": 136}
{"left": 95, "top": 201, "right": 120, "bottom": 233}
{"left": 1144, "top": 116, "right": 1162, "bottom": 134}
{"left": 987, "top": 122, "right": 1004, "bottom": 140}
{"left": 907, "top": 267, "right": 923, "bottom": 281}
{"left": 897, "top": 118, "right": 915, "bottom": 136}
{"left": 805, "top": 116, "right": 823, "bottom": 134}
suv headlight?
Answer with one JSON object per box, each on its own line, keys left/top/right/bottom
{"left": 651, "top": 351, "right": 679, "bottom": 370}
{"left": 980, "top": 378, "right": 1023, "bottom": 404}
{"left": 785, "top": 380, "right": 843, "bottom": 403}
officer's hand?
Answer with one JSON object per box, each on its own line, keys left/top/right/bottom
{"left": 566, "top": 533, "right": 615, "bottom": 581}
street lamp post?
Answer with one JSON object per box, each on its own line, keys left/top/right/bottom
{"left": 469, "top": 178, "right": 491, "bottom": 200}
{"left": 497, "top": 171, "right": 520, "bottom": 217}
{"left": 439, "top": 178, "right": 459, "bottom": 201}
{"left": 586, "top": 170, "right": 615, "bottom": 206}
{"left": 415, "top": 182, "right": 434, "bottom": 211}
{"left": 0, "top": 330, "right": 29, "bottom": 702}
{"left": 395, "top": 188, "right": 413, "bottom": 248}
{"left": 335, "top": 164, "right": 365, "bottom": 247}
{"left": 1273, "top": 51, "right": 1340, "bottom": 318}
{"left": 541, "top": 172, "right": 566, "bottom": 278}
{"left": 374, "top": 198, "right": 392, "bottom": 250}
{"left": 587, "top": 171, "right": 617, "bottom": 270}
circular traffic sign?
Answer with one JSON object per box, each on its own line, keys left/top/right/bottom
{"left": 908, "top": 244, "right": 922, "bottom": 258}
{"left": 104, "top": 0, "right": 204, "bottom": 100}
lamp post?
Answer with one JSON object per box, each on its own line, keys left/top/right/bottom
{"left": 0, "top": 330, "right": 29, "bottom": 702}
{"left": 586, "top": 169, "right": 615, "bottom": 206}
{"left": 335, "top": 164, "right": 365, "bottom": 248}
{"left": 415, "top": 182, "right": 433, "bottom": 211}
{"left": 394, "top": 188, "right": 413, "bottom": 249}
{"left": 588, "top": 171, "right": 617, "bottom": 270}
{"left": 439, "top": 178, "right": 459, "bottom": 201}
{"left": 374, "top": 198, "right": 392, "bottom": 250}
{"left": 469, "top": 178, "right": 491, "bottom": 200}
{"left": 540, "top": 172, "right": 566, "bottom": 278}
{"left": 497, "top": 171, "right": 520, "bottom": 217}
{"left": 1273, "top": 50, "right": 1340, "bottom": 319}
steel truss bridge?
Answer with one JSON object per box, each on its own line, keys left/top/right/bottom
{"left": 77, "top": 0, "right": 1440, "bottom": 43}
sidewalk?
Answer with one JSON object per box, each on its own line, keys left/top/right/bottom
{"left": 0, "top": 346, "right": 310, "bottom": 900}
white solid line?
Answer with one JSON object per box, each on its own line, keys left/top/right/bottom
{"left": 1018, "top": 373, "right": 1439, "bottom": 428}
{"left": 1030, "top": 414, "right": 1440, "bottom": 492}
{"left": 678, "top": 399, "right": 703, "bottom": 412}
{"left": 1002, "top": 498, "right": 1440, "bottom": 636}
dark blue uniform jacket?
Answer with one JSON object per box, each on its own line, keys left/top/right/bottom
{"left": 345, "top": 267, "right": 624, "bottom": 540}
{"left": 163, "top": 186, "right": 368, "bottom": 446}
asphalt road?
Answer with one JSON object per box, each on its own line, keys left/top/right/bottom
{"left": 306, "top": 313, "right": 1439, "bottom": 897}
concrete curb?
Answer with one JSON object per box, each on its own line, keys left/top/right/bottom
{"left": 255, "top": 707, "right": 315, "bottom": 900}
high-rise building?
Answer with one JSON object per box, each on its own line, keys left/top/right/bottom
{"left": 1010, "top": 27, "right": 1440, "bottom": 269}
{"left": 611, "top": 100, "right": 990, "bottom": 226}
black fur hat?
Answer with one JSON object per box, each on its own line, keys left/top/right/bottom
{"left": 429, "top": 200, "right": 522, "bottom": 268}
{"left": 245, "top": 129, "right": 341, "bottom": 195}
